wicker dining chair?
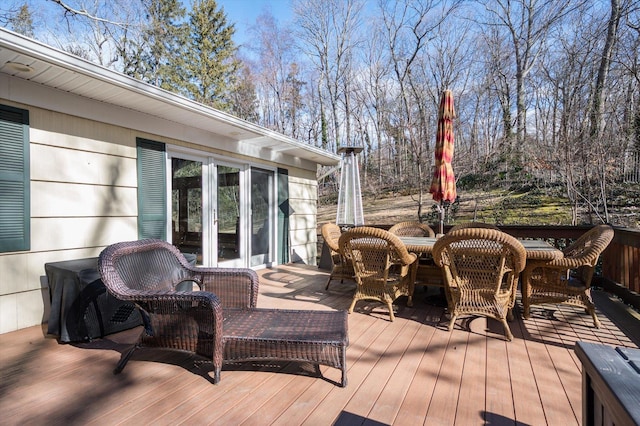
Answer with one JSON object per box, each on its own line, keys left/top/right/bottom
{"left": 388, "top": 221, "right": 436, "bottom": 238}
{"left": 432, "top": 228, "right": 527, "bottom": 341}
{"left": 98, "top": 239, "right": 259, "bottom": 383}
{"left": 522, "top": 224, "right": 614, "bottom": 328}
{"left": 322, "top": 223, "right": 355, "bottom": 290}
{"left": 390, "top": 220, "right": 441, "bottom": 288}
{"left": 339, "top": 226, "right": 418, "bottom": 321}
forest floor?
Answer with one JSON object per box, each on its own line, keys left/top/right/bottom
{"left": 317, "top": 187, "right": 639, "bottom": 229}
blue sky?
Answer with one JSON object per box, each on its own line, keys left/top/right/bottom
{"left": 215, "top": 0, "right": 294, "bottom": 45}
{"left": 2, "top": 0, "right": 295, "bottom": 59}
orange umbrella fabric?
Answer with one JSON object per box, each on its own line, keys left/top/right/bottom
{"left": 429, "top": 90, "right": 456, "bottom": 203}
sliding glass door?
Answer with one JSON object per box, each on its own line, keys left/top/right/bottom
{"left": 168, "top": 151, "right": 274, "bottom": 268}
{"left": 170, "top": 156, "right": 206, "bottom": 264}
{"left": 215, "top": 164, "right": 243, "bottom": 267}
{"left": 250, "top": 168, "right": 274, "bottom": 267}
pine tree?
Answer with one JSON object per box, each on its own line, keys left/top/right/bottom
{"left": 184, "top": 0, "right": 239, "bottom": 110}
{"left": 121, "top": 0, "right": 187, "bottom": 92}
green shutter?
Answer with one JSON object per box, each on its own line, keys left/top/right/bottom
{"left": 0, "top": 105, "right": 30, "bottom": 252}
{"left": 136, "top": 138, "right": 166, "bottom": 240}
{"left": 277, "top": 168, "right": 290, "bottom": 263}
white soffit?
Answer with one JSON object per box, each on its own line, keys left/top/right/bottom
{"left": 0, "top": 28, "right": 340, "bottom": 167}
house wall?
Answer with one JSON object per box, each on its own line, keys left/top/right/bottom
{"left": 289, "top": 174, "right": 319, "bottom": 264}
{"left": 0, "top": 98, "right": 319, "bottom": 334}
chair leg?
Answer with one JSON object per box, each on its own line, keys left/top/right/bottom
{"left": 448, "top": 314, "right": 456, "bottom": 331}
{"left": 586, "top": 304, "right": 601, "bottom": 328}
{"left": 521, "top": 271, "right": 532, "bottom": 319}
{"left": 591, "top": 312, "right": 602, "bottom": 328}
{"left": 114, "top": 343, "right": 139, "bottom": 374}
{"left": 325, "top": 275, "right": 333, "bottom": 290}
{"left": 348, "top": 297, "right": 357, "bottom": 314}
{"left": 326, "top": 275, "right": 346, "bottom": 290}
{"left": 581, "top": 293, "right": 601, "bottom": 328}
{"left": 500, "top": 318, "right": 514, "bottom": 341}
{"left": 340, "top": 349, "right": 348, "bottom": 387}
{"left": 386, "top": 301, "right": 395, "bottom": 322}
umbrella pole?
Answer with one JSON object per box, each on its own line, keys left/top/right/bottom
{"left": 438, "top": 201, "right": 444, "bottom": 235}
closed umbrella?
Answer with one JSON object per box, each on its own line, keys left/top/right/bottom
{"left": 429, "top": 90, "right": 457, "bottom": 235}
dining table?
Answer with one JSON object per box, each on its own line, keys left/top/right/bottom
{"left": 398, "top": 236, "right": 563, "bottom": 262}
{"left": 398, "top": 236, "right": 564, "bottom": 306}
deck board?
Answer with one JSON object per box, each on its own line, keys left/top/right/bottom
{"left": 507, "top": 318, "right": 546, "bottom": 425}
{"left": 1, "top": 263, "right": 638, "bottom": 425}
{"left": 485, "top": 330, "right": 515, "bottom": 424}
{"left": 367, "top": 308, "right": 430, "bottom": 424}
{"left": 455, "top": 330, "right": 487, "bottom": 426}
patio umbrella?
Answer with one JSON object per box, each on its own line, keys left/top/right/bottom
{"left": 429, "top": 89, "right": 457, "bottom": 235}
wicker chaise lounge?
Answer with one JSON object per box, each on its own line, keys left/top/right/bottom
{"left": 98, "top": 239, "right": 348, "bottom": 386}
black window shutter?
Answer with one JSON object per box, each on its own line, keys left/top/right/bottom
{"left": 136, "top": 138, "right": 166, "bottom": 240}
{"left": 0, "top": 105, "right": 30, "bottom": 252}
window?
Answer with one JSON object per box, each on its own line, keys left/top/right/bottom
{"left": 0, "top": 104, "right": 30, "bottom": 252}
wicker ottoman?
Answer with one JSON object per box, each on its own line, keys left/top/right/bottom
{"left": 223, "top": 309, "right": 348, "bottom": 387}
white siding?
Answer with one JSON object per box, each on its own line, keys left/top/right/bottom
{"left": 31, "top": 143, "right": 137, "bottom": 186}
{"left": 287, "top": 173, "right": 318, "bottom": 265}
{"left": 0, "top": 98, "right": 328, "bottom": 334}
{"left": 0, "top": 103, "right": 144, "bottom": 333}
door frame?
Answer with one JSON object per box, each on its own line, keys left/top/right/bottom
{"left": 165, "top": 149, "right": 212, "bottom": 265}
{"left": 249, "top": 166, "right": 277, "bottom": 268}
{"left": 165, "top": 146, "right": 277, "bottom": 268}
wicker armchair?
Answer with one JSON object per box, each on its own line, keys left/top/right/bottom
{"left": 322, "top": 223, "right": 355, "bottom": 290}
{"left": 99, "top": 239, "right": 349, "bottom": 386}
{"left": 98, "top": 239, "right": 259, "bottom": 383}
{"left": 522, "top": 224, "right": 614, "bottom": 328}
{"left": 339, "top": 227, "right": 418, "bottom": 321}
{"left": 449, "top": 222, "right": 499, "bottom": 232}
{"left": 432, "top": 228, "right": 526, "bottom": 341}
{"left": 389, "top": 221, "right": 436, "bottom": 238}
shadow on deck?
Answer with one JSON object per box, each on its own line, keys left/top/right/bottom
{"left": 0, "top": 263, "right": 638, "bottom": 425}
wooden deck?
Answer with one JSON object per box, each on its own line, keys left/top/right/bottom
{"left": 2, "top": 264, "right": 638, "bottom": 425}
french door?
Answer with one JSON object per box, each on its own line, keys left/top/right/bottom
{"left": 214, "top": 163, "right": 244, "bottom": 267}
{"left": 250, "top": 167, "right": 275, "bottom": 267}
{"left": 167, "top": 152, "right": 274, "bottom": 267}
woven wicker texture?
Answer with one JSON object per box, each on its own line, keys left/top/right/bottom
{"left": 522, "top": 224, "right": 614, "bottom": 328}
{"left": 98, "top": 239, "right": 259, "bottom": 383}
{"left": 432, "top": 228, "right": 526, "bottom": 341}
{"left": 339, "top": 227, "right": 418, "bottom": 321}
{"left": 223, "top": 308, "right": 348, "bottom": 386}
{"left": 100, "top": 239, "right": 348, "bottom": 386}
{"left": 322, "top": 223, "right": 355, "bottom": 290}
{"left": 389, "top": 221, "right": 436, "bottom": 238}
{"left": 390, "top": 221, "right": 441, "bottom": 288}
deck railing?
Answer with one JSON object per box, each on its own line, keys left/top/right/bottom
{"left": 319, "top": 224, "right": 640, "bottom": 310}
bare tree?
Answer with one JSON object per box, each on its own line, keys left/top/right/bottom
{"left": 379, "top": 0, "right": 459, "bottom": 220}
{"left": 479, "top": 0, "right": 578, "bottom": 166}
{"left": 248, "top": 9, "right": 299, "bottom": 134}
{"left": 293, "top": 0, "right": 364, "bottom": 151}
